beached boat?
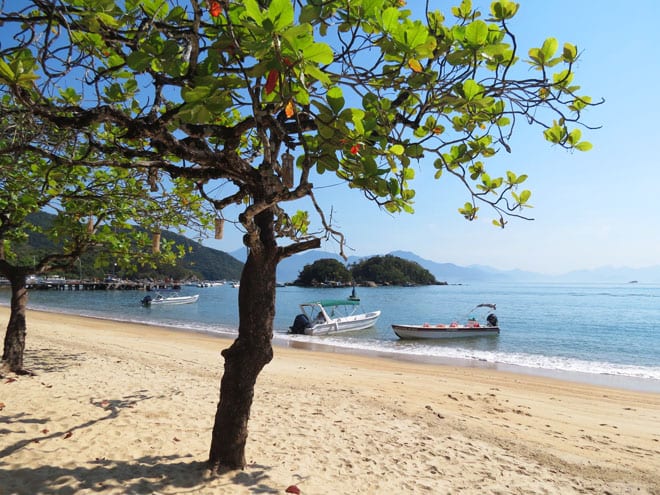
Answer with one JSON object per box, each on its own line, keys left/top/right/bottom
{"left": 289, "top": 299, "right": 381, "bottom": 336}
{"left": 392, "top": 303, "right": 499, "bottom": 339}
{"left": 141, "top": 293, "right": 199, "bottom": 307}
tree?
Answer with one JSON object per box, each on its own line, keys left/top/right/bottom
{"left": 294, "top": 258, "right": 353, "bottom": 285}
{"left": 0, "top": 0, "right": 597, "bottom": 470}
{"left": 0, "top": 107, "right": 207, "bottom": 374}
{"left": 350, "top": 254, "right": 437, "bottom": 285}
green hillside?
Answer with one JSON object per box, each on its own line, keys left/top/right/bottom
{"left": 14, "top": 212, "right": 243, "bottom": 281}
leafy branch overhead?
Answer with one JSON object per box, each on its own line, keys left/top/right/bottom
{"left": 0, "top": 0, "right": 598, "bottom": 253}
{"left": 0, "top": 0, "right": 599, "bottom": 471}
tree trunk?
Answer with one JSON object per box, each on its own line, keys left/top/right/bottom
{"left": 208, "top": 212, "right": 278, "bottom": 471}
{"left": 2, "top": 271, "right": 29, "bottom": 374}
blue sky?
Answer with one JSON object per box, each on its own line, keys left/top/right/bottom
{"left": 211, "top": 1, "right": 660, "bottom": 275}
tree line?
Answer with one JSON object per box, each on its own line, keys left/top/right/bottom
{"left": 294, "top": 255, "right": 443, "bottom": 286}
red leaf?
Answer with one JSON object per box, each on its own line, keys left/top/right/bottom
{"left": 350, "top": 144, "right": 361, "bottom": 155}
{"left": 5, "top": 377, "right": 16, "bottom": 384}
{"left": 41, "top": 428, "right": 49, "bottom": 434}
{"left": 209, "top": 1, "right": 222, "bottom": 17}
{"left": 285, "top": 485, "right": 301, "bottom": 494}
{"left": 265, "top": 69, "right": 279, "bottom": 95}
{"left": 0, "top": 402, "right": 5, "bottom": 411}
{"left": 64, "top": 431, "right": 73, "bottom": 439}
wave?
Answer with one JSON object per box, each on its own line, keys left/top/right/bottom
{"left": 274, "top": 333, "right": 660, "bottom": 387}
{"left": 6, "top": 295, "right": 660, "bottom": 393}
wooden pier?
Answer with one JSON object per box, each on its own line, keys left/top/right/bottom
{"left": 2, "top": 277, "right": 185, "bottom": 292}
{"left": 25, "top": 280, "right": 147, "bottom": 291}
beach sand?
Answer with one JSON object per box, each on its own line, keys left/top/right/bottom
{"left": 1, "top": 307, "right": 659, "bottom": 494}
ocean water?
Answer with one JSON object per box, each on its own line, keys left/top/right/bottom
{"left": 2, "top": 282, "right": 659, "bottom": 392}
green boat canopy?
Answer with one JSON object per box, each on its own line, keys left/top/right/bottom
{"left": 302, "top": 299, "right": 360, "bottom": 307}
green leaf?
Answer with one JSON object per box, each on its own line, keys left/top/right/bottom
{"left": 405, "top": 144, "right": 424, "bottom": 158}
{"left": 326, "top": 86, "right": 345, "bottom": 114}
{"left": 543, "top": 123, "right": 565, "bottom": 144}
{"left": 389, "top": 144, "right": 405, "bottom": 156}
{"left": 267, "top": 0, "right": 294, "bottom": 30}
{"left": 0, "top": 59, "right": 16, "bottom": 83}
{"left": 404, "top": 24, "right": 430, "bottom": 51}
{"left": 413, "top": 127, "right": 427, "bottom": 138}
{"left": 465, "top": 20, "right": 488, "bottom": 46}
{"left": 380, "top": 7, "right": 400, "bottom": 33}
{"left": 574, "top": 141, "right": 593, "bottom": 151}
{"left": 181, "top": 85, "right": 212, "bottom": 103}
{"left": 243, "top": 0, "right": 264, "bottom": 25}
{"left": 140, "top": 0, "right": 168, "bottom": 17}
{"left": 562, "top": 42, "right": 578, "bottom": 62}
{"left": 567, "top": 128, "right": 582, "bottom": 145}
{"left": 304, "top": 64, "right": 332, "bottom": 85}
{"left": 299, "top": 4, "right": 321, "bottom": 24}
{"left": 462, "top": 79, "right": 482, "bottom": 100}
{"left": 126, "top": 51, "right": 152, "bottom": 72}
{"left": 541, "top": 38, "right": 558, "bottom": 61}
{"left": 491, "top": 1, "right": 519, "bottom": 20}
{"left": 351, "top": 109, "right": 366, "bottom": 134}
{"left": 302, "top": 42, "right": 334, "bottom": 65}
{"left": 452, "top": 0, "right": 473, "bottom": 19}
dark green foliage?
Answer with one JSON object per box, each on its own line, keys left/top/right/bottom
{"left": 350, "top": 255, "right": 437, "bottom": 286}
{"left": 294, "top": 255, "right": 438, "bottom": 286}
{"left": 294, "top": 258, "right": 352, "bottom": 286}
{"left": 16, "top": 212, "right": 243, "bottom": 281}
{"left": 163, "top": 231, "right": 243, "bottom": 281}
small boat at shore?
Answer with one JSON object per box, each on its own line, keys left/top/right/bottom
{"left": 141, "top": 293, "right": 199, "bottom": 307}
{"left": 392, "top": 303, "right": 499, "bottom": 339}
{"left": 289, "top": 299, "right": 381, "bottom": 336}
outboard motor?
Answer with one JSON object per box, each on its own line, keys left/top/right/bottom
{"left": 486, "top": 313, "right": 498, "bottom": 327}
{"left": 289, "top": 313, "right": 311, "bottom": 334}
{"left": 141, "top": 295, "right": 152, "bottom": 307}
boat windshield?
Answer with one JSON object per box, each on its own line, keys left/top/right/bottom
{"left": 301, "top": 300, "right": 361, "bottom": 321}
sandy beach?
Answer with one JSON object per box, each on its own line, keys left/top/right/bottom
{"left": 1, "top": 307, "right": 659, "bottom": 494}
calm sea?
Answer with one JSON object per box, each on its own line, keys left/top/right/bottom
{"left": 2, "top": 282, "right": 659, "bottom": 392}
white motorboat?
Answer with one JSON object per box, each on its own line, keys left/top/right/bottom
{"left": 392, "top": 304, "right": 499, "bottom": 339}
{"left": 141, "top": 293, "right": 199, "bottom": 306}
{"left": 289, "top": 299, "right": 381, "bottom": 336}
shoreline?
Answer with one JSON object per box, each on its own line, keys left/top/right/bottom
{"left": 14, "top": 304, "right": 660, "bottom": 394}
{"left": 2, "top": 307, "right": 660, "bottom": 493}
{"left": 278, "top": 334, "right": 660, "bottom": 394}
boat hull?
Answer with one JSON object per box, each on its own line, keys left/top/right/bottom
{"left": 305, "top": 311, "right": 381, "bottom": 336}
{"left": 142, "top": 294, "right": 199, "bottom": 306}
{"left": 392, "top": 324, "right": 499, "bottom": 339}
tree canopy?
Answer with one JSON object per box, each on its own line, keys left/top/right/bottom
{"left": 0, "top": 0, "right": 596, "bottom": 245}
{"left": 0, "top": 0, "right": 597, "bottom": 471}
{"left": 351, "top": 254, "right": 438, "bottom": 285}
{"left": 293, "top": 254, "right": 439, "bottom": 286}
{"left": 294, "top": 257, "right": 352, "bottom": 285}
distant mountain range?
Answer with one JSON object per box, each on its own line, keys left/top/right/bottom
{"left": 230, "top": 248, "right": 660, "bottom": 284}
{"left": 24, "top": 211, "right": 656, "bottom": 284}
